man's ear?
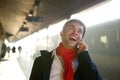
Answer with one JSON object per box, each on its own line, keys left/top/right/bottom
{"left": 60, "top": 31, "right": 63, "bottom": 37}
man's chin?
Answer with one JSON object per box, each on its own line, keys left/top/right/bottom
{"left": 69, "top": 43, "right": 77, "bottom": 48}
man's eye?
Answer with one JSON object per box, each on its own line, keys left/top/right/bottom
{"left": 78, "top": 30, "right": 83, "bottom": 33}
{"left": 69, "top": 28, "right": 74, "bottom": 31}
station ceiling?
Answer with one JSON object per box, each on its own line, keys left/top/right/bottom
{"left": 0, "top": 0, "right": 105, "bottom": 42}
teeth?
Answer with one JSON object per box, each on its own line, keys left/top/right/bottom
{"left": 71, "top": 37, "right": 76, "bottom": 40}
{"left": 70, "top": 37, "right": 76, "bottom": 41}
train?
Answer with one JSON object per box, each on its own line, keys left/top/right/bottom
{"left": 84, "top": 19, "right": 120, "bottom": 80}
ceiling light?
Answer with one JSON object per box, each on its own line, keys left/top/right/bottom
{"left": 28, "top": 9, "right": 34, "bottom": 17}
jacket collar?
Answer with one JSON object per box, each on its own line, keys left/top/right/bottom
{"left": 41, "top": 50, "right": 54, "bottom": 80}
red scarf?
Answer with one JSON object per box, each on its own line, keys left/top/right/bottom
{"left": 56, "top": 43, "right": 77, "bottom": 80}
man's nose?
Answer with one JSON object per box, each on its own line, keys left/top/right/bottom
{"left": 73, "top": 30, "right": 79, "bottom": 35}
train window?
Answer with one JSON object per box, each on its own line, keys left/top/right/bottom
{"left": 91, "top": 37, "right": 94, "bottom": 46}
{"left": 116, "top": 30, "right": 119, "bottom": 42}
{"left": 100, "top": 36, "right": 107, "bottom": 44}
{"left": 100, "top": 35, "right": 108, "bottom": 48}
{"left": 115, "top": 29, "right": 120, "bottom": 48}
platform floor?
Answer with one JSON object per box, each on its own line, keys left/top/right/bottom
{"left": 0, "top": 53, "right": 27, "bottom": 80}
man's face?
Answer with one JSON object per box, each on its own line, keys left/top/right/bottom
{"left": 61, "top": 22, "right": 84, "bottom": 49}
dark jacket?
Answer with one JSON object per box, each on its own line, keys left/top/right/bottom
{"left": 29, "top": 51, "right": 102, "bottom": 80}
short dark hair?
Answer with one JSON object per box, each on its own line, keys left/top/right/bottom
{"left": 62, "top": 19, "right": 86, "bottom": 38}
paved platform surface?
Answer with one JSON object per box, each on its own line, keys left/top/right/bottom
{"left": 0, "top": 54, "right": 27, "bottom": 80}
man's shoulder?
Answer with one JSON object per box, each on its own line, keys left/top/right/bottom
{"left": 35, "top": 50, "right": 54, "bottom": 62}
{"left": 37, "top": 50, "right": 53, "bottom": 58}
{"left": 40, "top": 50, "right": 49, "bottom": 56}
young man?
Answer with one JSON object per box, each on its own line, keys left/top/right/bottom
{"left": 29, "top": 19, "right": 102, "bottom": 80}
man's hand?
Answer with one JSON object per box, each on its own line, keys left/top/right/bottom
{"left": 77, "top": 41, "right": 88, "bottom": 53}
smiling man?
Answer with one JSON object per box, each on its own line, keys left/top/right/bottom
{"left": 29, "top": 19, "right": 102, "bottom": 80}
